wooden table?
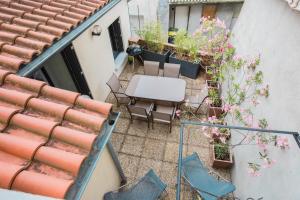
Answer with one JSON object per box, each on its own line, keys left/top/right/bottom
{"left": 125, "top": 75, "right": 186, "bottom": 103}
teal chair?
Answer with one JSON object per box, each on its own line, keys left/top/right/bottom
{"left": 104, "top": 169, "right": 166, "bottom": 200}
{"left": 182, "top": 153, "right": 236, "bottom": 200}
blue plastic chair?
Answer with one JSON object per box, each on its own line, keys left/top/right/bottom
{"left": 104, "top": 169, "right": 166, "bottom": 200}
{"left": 182, "top": 153, "right": 236, "bottom": 200}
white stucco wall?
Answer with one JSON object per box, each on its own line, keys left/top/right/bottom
{"left": 230, "top": 0, "right": 300, "bottom": 199}
{"left": 72, "top": 0, "right": 131, "bottom": 101}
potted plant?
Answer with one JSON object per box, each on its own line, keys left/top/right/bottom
{"left": 212, "top": 142, "right": 233, "bottom": 169}
{"left": 137, "top": 22, "right": 170, "bottom": 68}
{"left": 168, "top": 27, "right": 178, "bottom": 44}
{"left": 207, "top": 88, "right": 223, "bottom": 118}
{"left": 169, "top": 30, "right": 202, "bottom": 79}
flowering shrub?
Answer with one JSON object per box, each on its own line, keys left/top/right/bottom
{"left": 179, "top": 17, "right": 290, "bottom": 175}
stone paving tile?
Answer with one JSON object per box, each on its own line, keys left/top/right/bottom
{"left": 127, "top": 120, "right": 148, "bottom": 137}
{"left": 167, "top": 126, "right": 188, "bottom": 144}
{"left": 160, "top": 162, "right": 178, "bottom": 187}
{"left": 105, "top": 92, "right": 117, "bottom": 104}
{"left": 113, "top": 117, "right": 130, "bottom": 133}
{"left": 110, "top": 132, "right": 124, "bottom": 152}
{"left": 120, "top": 135, "right": 145, "bottom": 156}
{"left": 187, "top": 144, "right": 211, "bottom": 166}
{"left": 112, "top": 105, "right": 130, "bottom": 118}
{"left": 164, "top": 142, "right": 187, "bottom": 163}
{"left": 136, "top": 158, "right": 162, "bottom": 178}
{"left": 188, "top": 126, "right": 210, "bottom": 147}
{"left": 142, "top": 138, "right": 166, "bottom": 160}
{"left": 118, "top": 153, "right": 140, "bottom": 180}
{"left": 148, "top": 123, "right": 169, "bottom": 140}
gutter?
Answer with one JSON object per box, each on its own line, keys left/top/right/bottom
{"left": 18, "top": 0, "right": 122, "bottom": 77}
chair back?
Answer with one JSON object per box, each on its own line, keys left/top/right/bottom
{"left": 152, "top": 111, "right": 172, "bottom": 122}
{"left": 163, "top": 63, "right": 180, "bottom": 78}
{"left": 106, "top": 73, "right": 121, "bottom": 93}
{"left": 127, "top": 103, "right": 147, "bottom": 117}
{"left": 144, "top": 61, "right": 159, "bottom": 76}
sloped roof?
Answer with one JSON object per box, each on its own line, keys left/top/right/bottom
{"left": 0, "top": 69, "right": 113, "bottom": 198}
{"left": 169, "top": 0, "right": 244, "bottom": 4}
{"left": 0, "top": 0, "right": 110, "bottom": 73}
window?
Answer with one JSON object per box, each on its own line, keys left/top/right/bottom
{"left": 108, "top": 18, "right": 124, "bottom": 59}
{"left": 202, "top": 4, "right": 217, "bottom": 19}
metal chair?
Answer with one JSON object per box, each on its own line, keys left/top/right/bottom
{"left": 163, "top": 63, "right": 180, "bottom": 78}
{"left": 126, "top": 100, "right": 154, "bottom": 128}
{"left": 182, "top": 153, "right": 236, "bottom": 200}
{"left": 104, "top": 169, "right": 167, "bottom": 200}
{"left": 106, "top": 73, "right": 130, "bottom": 106}
{"left": 152, "top": 104, "right": 176, "bottom": 133}
{"left": 185, "top": 86, "right": 208, "bottom": 114}
{"left": 144, "top": 61, "right": 159, "bottom": 76}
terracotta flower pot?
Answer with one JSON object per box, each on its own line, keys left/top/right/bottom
{"left": 208, "top": 105, "right": 223, "bottom": 118}
{"left": 205, "top": 66, "right": 215, "bottom": 81}
{"left": 211, "top": 144, "right": 233, "bottom": 169}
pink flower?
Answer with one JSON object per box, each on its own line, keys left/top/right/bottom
{"left": 175, "top": 110, "right": 181, "bottom": 117}
{"left": 208, "top": 116, "right": 217, "bottom": 123}
{"left": 227, "top": 43, "right": 233, "bottom": 49}
{"left": 222, "top": 104, "right": 231, "bottom": 112}
{"left": 256, "top": 138, "right": 267, "bottom": 150}
{"left": 248, "top": 167, "right": 261, "bottom": 177}
{"left": 262, "top": 158, "right": 276, "bottom": 169}
{"left": 243, "top": 115, "right": 253, "bottom": 127}
{"left": 276, "top": 136, "right": 289, "bottom": 149}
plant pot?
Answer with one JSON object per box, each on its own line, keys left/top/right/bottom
{"left": 211, "top": 144, "right": 233, "bottom": 169}
{"left": 141, "top": 49, "right": 170, "bottom": 69}
{"left": 208, "top": 105, "right": 223, "bottom": 118}
{"left": 206, "top": 80, "right": 221, "bottom": 94}
{"left": 200, "top": 54, "right": 214, "bottom": 66}
{"left": 205, "top": 66, "right": 216, "bottom": 81}
{"left": 169, "top": 52, "right": 201, "bottom": 79}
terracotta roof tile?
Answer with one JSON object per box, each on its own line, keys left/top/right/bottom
{"left": 0, "top": 0, "right": 110, "bottom": 72}
{"left": 0, "top": 106, "right": 19, "bottom": 131}
{"left": 11, "top": 171, "right": 74, "bottom": 199}
{"left": 0, "top": 161, "right": 24, "bottom": 189}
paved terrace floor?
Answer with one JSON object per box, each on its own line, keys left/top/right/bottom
{"left": 106, "top": 64, "right": 232, "bottom": 200}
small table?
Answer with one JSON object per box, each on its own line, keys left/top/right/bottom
{"left": 125, "top": 75, "right": 186, "bottom": 103}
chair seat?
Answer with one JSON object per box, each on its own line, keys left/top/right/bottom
{"left": 182, "top": 153, "right": 236, "bottom": 200}
{"left": 156, "top": 105, "right": 175, "bottom": 115}
{"left": 135, "top": 102, "right": 153, "bottom": 115}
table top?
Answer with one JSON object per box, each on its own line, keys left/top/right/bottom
{"left": 125, "top": 75, "right": 186, "bottom": 103}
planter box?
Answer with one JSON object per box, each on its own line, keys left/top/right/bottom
{"left": 211, "top": 144, "right": 233, "bottom": 169}
{"left": 169, "top": 52, "right": 201, "bottom": 79}
{"left": 206, "top": 80, "right": 221, "bottom": 94}
{"left": 208, "top": 105, "right": 223, "bottom": 118}
{"left": 141, "top": 49, "right": 170, "bottom": 69}
{"left": 205, "top": 66, "right": 216, "bottom": 81}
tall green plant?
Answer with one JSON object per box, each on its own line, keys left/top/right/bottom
{"left": 137, "top": 22, "right": 166, "bottom": 53}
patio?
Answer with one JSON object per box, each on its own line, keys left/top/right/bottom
{"left": 106, "top": 64, "right": 232, "bottom": 199}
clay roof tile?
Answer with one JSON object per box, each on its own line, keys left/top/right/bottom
{"left": 4, "top": 74, "right": 46, "bottom": 96}
{"left": 0, "top": 161, "right": 24, "bottom": 189}
{"left": 12, "top": 171, "right": 74, "bottom": 199}
{"left": 34, "top": 146, "right": 86, "bottom": 176}
{"left": 0, "top": 106, "right": 19, "bottom": 131}
{"left": 0, "top": 88, "right": 33, "bottom": 108}
{"left": 41, "top": 85, "right": 80, "bottom": 106}
{"left": 10, "top": 113, "right": 58, "bottom": 138}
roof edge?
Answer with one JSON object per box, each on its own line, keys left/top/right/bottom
{"left": 18, "top": 0, "right": 121, "bottom": 77}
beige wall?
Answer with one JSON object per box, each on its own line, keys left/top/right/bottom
{"left": 81, "top": 146, "right": 121, "bottom": 200}
{"left": 73, "top": 0, "right": 131, "bottom": 101}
